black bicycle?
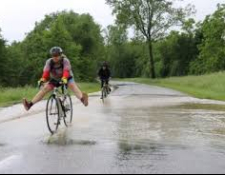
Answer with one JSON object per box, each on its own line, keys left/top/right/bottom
{"left": 46, "top": 85, "right": 73, "bottom": 134}
{"left": 101, "top": 80, "right": 110, "bottom": 103}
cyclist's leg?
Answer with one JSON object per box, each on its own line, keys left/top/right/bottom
{"left": 67, "top": 79, "right": 88, "bottom": 106}
{"left": 23, "top": 83, "right": 53, "bottom": 111}
{"left": 32, "top": 83, "right": 53, "bottom": 104}
{"left": 101, "top": 79, "right": 104, "bottom": 89}
{"left": 67, "top": 79, "right": 82, "bottom": 99}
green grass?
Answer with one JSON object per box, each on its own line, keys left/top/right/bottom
{"left": 0, "top": 82, "right": 99, "bottom": 107}
{"left": 120, "top": 72, "right": 225, "bottom": 101}
{"left": 77, "top": 82, "right": 100, "bottom": 94}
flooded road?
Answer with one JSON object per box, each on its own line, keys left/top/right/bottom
{"left": 0, "top": 82, "right": 225, "bottom": 174}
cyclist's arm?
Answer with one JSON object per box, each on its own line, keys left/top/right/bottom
{"left": 63, "top": 58, "right": 71, "bottom": 79}
{"left": 42, "top": 60, "right": 51, "bottom": 80}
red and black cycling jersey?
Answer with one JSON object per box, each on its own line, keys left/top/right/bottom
{"left": 42, "top": 57, "right": 74, "bottom": 81}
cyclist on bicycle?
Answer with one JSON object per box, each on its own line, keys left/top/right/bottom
{"left": 98, "top": 61, "right": 111, "bottom": 94}
{"left": 23, "top": 46, "right": 88, "bottom": 111}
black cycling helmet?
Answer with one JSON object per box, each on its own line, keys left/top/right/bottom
{"left": 50, "top": 46, "right": 63, "bottom": 57}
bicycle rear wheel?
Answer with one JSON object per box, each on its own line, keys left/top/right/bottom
{"left": 46, "top": 95, "right": 60, "bottom": 134}
{"left": 63, "top": 95, "right": 73, "bottom": 127}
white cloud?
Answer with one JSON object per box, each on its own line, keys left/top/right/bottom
{"left": 0, "top": 0, "right": 224, "bottom": 42}
{"left": 0, "top": 0, "right": 115, "bottom": 42}
{"left": 183, "top": 0, "right": 224, "bottom": 21}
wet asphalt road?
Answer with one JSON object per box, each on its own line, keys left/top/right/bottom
{"left": 1, "top": 82, "right": 225, "bottom": 174}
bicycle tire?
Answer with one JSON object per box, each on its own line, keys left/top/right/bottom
{"left": 46, "top": 95, "right": 60, "bottom": 134}
{"left": 101, "top": 88, "right": 105, "bottom": 103}
{"left": 62, "top": 95, "right": 73, "bottom": 127}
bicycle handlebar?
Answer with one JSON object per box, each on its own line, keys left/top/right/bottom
{"left": 38, "top": 81, "right": 68, "bottom": 91}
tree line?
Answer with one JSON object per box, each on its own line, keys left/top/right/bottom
{"left": 0, "top": 1, "right": 224, "bottom": 87}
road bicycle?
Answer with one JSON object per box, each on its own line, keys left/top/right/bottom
{"left": 46, "top": 84, "right": 73, "bottom": 134}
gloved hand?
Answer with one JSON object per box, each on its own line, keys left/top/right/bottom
{"left": 61, "top": 77, "right": 68, "bottom": 85}
{"left": 38, "top": 78, "right": 46, "bottom": 88}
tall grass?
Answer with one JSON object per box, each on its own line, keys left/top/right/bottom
{"left": 0, "top": 82, "right": 100, "bottom": 107}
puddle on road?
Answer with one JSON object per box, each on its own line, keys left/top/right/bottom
{"left": 115, "top": 101, "right": 225, "bottom": 150}
{"left": 118, "top": 141, "right": 171, "bottom": 154}
{"left": 111, "top": 100, "right": 225, "bottom": 174}
{"left": 45, "top": 138, "right": 97, "bottom": 146}
{"left": 42, "top": 130, "right": 97, "bottom": 146}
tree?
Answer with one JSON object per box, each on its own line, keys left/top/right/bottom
{"left": 106, "top": 0, "right": 194, "bottom": 78}
{"left": 0, "top": 30, "right": 8, "bottom": 86}
{"left": 6, "top": 42, "right": 25, "bottom": 86}
{"left": 14, "top": 11, "right": 105, "bottom": 85}
{"left": 105, "top": 25, "right": 137, "bottom": 78}
{"left": 155, "top": 30, "right": 199, "bottom": 77}
{"left": 190, "top": 4, "right": 225, "bottom": 74}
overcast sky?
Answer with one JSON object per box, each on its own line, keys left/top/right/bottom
{"left": 0, "top": 0, "right": 224, "bottom": 43}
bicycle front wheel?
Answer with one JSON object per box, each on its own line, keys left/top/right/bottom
{"left": 102, "top": 87, "right": 107, "bottom": 103}
{"left": 104, "top": 87, "right": 108, "bottom": 98}
{"left": 101, "top": 88, "right": 105, "bottom": 103}
{"left": 46, "top": 95, "right": 60, "bottom": 134}
{"left": 63, "top": 95, "right": 73, "bottom": 127}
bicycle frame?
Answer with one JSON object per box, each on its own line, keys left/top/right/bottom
{"left": 52, "top": 85, "right": 68, "bottom": 116}
{"left": 52, "top": 85, "right": 68, "bottom": 98}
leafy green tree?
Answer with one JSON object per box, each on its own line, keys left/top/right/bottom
{"left": 11, "top": 11, "right": 105, "bottom": 85}
{"left": 155, "top": 29, "right": 199, "bottom": 77}
{"left": 190, "top": 4, "right": 225, "bottom": 74}
{"left": 0, "top": 30, "right": 9, "bottom": 86}
{"left": 106, "top": 0, "right": 194, "bottom": 78}
{"left": 6, "top": 42, "right": 25, "bottom": 86}
{"left": 105, "top": 25, "right": 136, "bottom": 78}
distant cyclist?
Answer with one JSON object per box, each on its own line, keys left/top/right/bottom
{"left": 23, "top": 46, "right": 88, "bottom": 111}
{"left": 98, "top": 61, "right": 111, "bottom": 95}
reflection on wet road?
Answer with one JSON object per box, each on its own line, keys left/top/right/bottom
{"left": 0, "top": 82, "right": 225, "bottom": 174}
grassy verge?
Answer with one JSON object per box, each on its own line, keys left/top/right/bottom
{"left": 119, "top": 72, "right": 225, "bottom": 101}
{"left": 0, "top": 82, "right": 99, "bottom": 107}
